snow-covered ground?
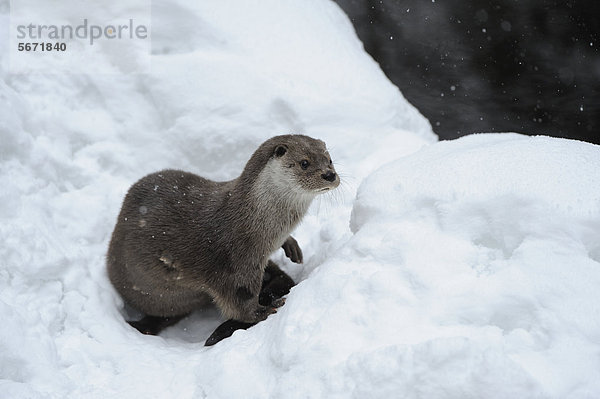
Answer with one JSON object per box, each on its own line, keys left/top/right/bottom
{"left": 1, "top": 1, "right": 600, "bottom": 398}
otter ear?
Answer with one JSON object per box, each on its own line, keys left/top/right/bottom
{"left": 274, "top": 145, "right": 287, "bottom": 157}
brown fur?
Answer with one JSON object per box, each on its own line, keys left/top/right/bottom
{"left": 107, "top": 135, "right": 339, "bottom": 324}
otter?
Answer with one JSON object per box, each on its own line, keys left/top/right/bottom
{"left": 107, "top": 134, "right": 339, "bottom": 344}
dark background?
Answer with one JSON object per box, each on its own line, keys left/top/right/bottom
{"left": 334, "top": 0, "right": 600, "bottom": 144}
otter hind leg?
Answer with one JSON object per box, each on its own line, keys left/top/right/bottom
{"left": 205, "top": 261, "right": 295, "bottom": 346}
{"left": 128, "top": 314, "right": 188, "bottom": 335}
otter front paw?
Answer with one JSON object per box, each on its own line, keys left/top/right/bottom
{"left": 253, "top": 304, "right": 279, "bottom": 322}
{"left": 271, "top": 297, "right": 286, "bottom": 308}
{"left": 260, "top": 273, "right": 294, "bottom": 306}
{"left": 282, "top": 236, "right": 303, "bottom": 263}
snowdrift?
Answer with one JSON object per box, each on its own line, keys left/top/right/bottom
{"left": 1, "top": 0, "right": 599, "bottom": 398}
{"left": 347, "top": 134, "right": 600, "bottom": 398}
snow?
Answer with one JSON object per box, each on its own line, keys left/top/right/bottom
{"left": 1, "top": 0, "right": 600, "bottom": 398}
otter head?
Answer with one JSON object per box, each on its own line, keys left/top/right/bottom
{"left": 268, "top": 135, "right": 340, "bottom": 195}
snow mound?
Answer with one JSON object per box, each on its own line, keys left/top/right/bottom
{"left": 2, "top": 0, "right": 599, "bottom": 397}
{"left": 341, "top": 134, "right": 600, "bottom": 398}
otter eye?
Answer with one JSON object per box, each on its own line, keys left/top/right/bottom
{"left": 329, "top": 158, "right": 332, "bottom": 165}
{"left": 300, "top": 160, "right": 310, "bottom": 170}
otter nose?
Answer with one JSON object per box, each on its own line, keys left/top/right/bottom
{"left": 321, "top": 171, "right": 336, "bottom": 182}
